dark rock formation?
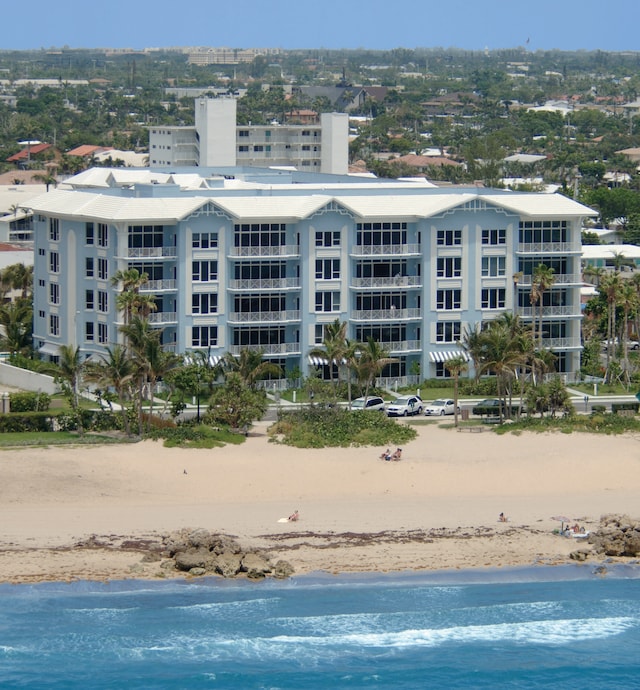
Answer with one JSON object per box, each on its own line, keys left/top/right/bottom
{"left": 588, "top": 514, "right": 640, "bottom": 557}
{"left": 162, "top": 529, "right": 294, "bottom": 579}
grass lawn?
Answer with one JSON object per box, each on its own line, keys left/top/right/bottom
{"left": 0, "top": 431, "right": 133, "bottom": 448}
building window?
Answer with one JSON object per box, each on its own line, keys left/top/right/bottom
{"left": 315, "top": 259, "right": 340, "bottom": 280}
{"left": 436, "top": 289, "right": 461, "bottom": 310}
{"left": 315, "top": 291, "right": 340, "bottom": 312}
{"left": 435, "top": 362, "right": 452, "bottom": 379}
{"left": 481, "top": 288, "right": 506, "bottom": 309}
{"left": 85, "top": 257, "right": 94, "bottom": 278}
{"left": 302, "top": 145, "right": 311, "bottom": 151}
{"left": 192, "top": 325, "right": 218, "bottom": 347}
{"left": 49, "top": 218, "right": 59, "bottom": 242}
{"left": 38, "top": 248, "right": 45, "bottom": 256}
{"left": 38, "top": 310, "right": 45, "bottom": 318}
{"left": 97, "top": 223, "right": 108, "bottom": 248}
{"left": 38, "top": 279, "right": 45, "bottom": 287}
{"left": 98, "top": 290, "right": 108, "bottom": 313}
{"left": 97, "top": 258, "right": 109, "bottom": 280}
{"left": 436, "top": 257, "right": 461, "bottom": 278}
{"left": 98, "top": 322, "right": 108, "bottom": 344}
{"left": 49, "top": 314, "right": 59, "bottom": 336}
{"left": 85, "top": 222, "right": 94, "bottom": 245}
{"left": 85, "top": 289, "right": 94, "bottom": 310}
{"left": 49, "top": 251, "right": 59, "bottom": 273}
{"left": 192, "top": 260, "right": 218, "bottom": 282}
{"left": 192, "top": 293, "right": 218, "bottom": 314}
{"left": 315, "top": 230, "right": 341, "bottom": 247}
{"left": 519, "top": 220, "right": 568, "bottom": 244}
{"left": 253, "top": 145, "right": 264, "bottom": 152}
{"left": 436, "top": 321, "right": 461, "bottom": 343}
{"left": 192, "top": 232, "right": 218, "bottom": 249}
{"left": 239, "top": 130, "right": 249, "bottom": 137}
{"left": 128, "top": 224, "right": 162, "bottom": 249}
{"left": 482, "top": 229, "right": 506, "bottom": 245}
{"left": 482, "top": 256, "right": 506, "bottom": 277}
{"left": 436, "top": 230, "right": 462, "bottom": 246}
{"left": 49, "top": 282, "right": 59, "bottom": 304}
{"left": 314, "top": 324, "right": 324, "bottom": 344}
{"left": 239, "top": 145, "right": 249, "bottom": 152}
{"left": 302, "top": 130, "right": 311, "bottom": 136}
{"left": 85, "top": 322, "right": 94, "bottom": 342}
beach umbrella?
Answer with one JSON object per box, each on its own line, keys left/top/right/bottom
{"left": 551, "top": 515, "right": 571, "bottom": 531}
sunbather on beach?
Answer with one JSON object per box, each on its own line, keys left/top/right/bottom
{"left": 288, "top": 510, "right": 299, "bottom": 522}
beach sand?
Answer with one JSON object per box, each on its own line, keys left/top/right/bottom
{"left": 1, "top": 422, "right": 639, "bottom": 584}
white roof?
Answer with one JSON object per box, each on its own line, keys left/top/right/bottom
{"left": 26, "top": 187, "right": 596, "bottom": 224}
{"left": 0, "top": 184, "right": 48, "bottom": 214}
{"left": 581, "top": 244, "right": 640, "bottom": 260}
{"left": 503, "top": 153, "right": 547, "bottom": 164}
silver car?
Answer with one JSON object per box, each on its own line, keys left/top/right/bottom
{"left": 424, "top": 398, "right": 459, "bottom": 416}
{"left": 386, "top": 395, "right": 423, "bottom": 417}
{"left": 351, "top": 396, "right": 386, "bottom": 412}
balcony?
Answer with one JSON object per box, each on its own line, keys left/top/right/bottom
{"left": 380, "top": 340, "right": 422, "bottom": 353}
{"left": 228, "top": 278, "right": 300, "bottom": 291}
{"left": 228, "top": 310, "right": 301, "bottom": 323}
{"left": 540, "top": 337, "right": 582, "bottom": 349}
{"left": 350, "top": 308, "right": 422, "bottom": 321}
{"left": 148, "top": 311, "right": 178, "bottom": 325}
{"left": 120, "top": 247, "right": 177, "bottom": 260}
{"left": 140, "top": 279, "right": 177, "bottom": 292}
{"left": 518, "top": 306, "right": 578, "bottom": 317}
{"left": 516, "top": 273, "right": 582, "bottom": 286}
{"left": 350, "top": 276, "right": 422, "bottom": 289}
{"left": 229, "top": 343, "right": 300, "bottom": 356}
{"left": 516, "top": 243, "right": 579, "bottom": 254}
{"left": 228, "top": 245, "right": 300, "bottom": 258}
{"left": 350, "top": 244, "right": 422, "bottom": 257}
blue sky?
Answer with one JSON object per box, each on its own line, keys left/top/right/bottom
{"left": 3, "top": 0, "right": 638, "bottom": 52}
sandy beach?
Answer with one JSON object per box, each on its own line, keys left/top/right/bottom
{"left": 1, "top": 422, "right": 639, "bottom": 584}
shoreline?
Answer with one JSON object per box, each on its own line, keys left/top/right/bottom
{"left": 1, "top": 423, "right": 639, "bottom": 585}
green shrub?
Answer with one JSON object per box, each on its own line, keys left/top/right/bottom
{"left": 9, "top": 391, "right": 51, "bottom": 412}
{"left": 0, "top": 411, "right": 55, "bottom": 432}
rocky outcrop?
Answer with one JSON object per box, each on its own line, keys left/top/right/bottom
{"left": 588, "top": 514, "right": 640, "bottom": 557}
{"left": 162, "top": 529, "right": 293, "bottom": 579}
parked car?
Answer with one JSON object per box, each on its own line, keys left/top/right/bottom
{"left": 386, "top": 395, "right": 423, "bottom": 417}
{"left": 472, "top": 398, "right": 522, "bottom": 416}
{"left": 424, "top": 398, "right": 459, "bottom": 416}
{"left": 351, "top": 396, "right": 386, "bottom": 412}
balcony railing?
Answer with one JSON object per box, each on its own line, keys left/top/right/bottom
{"left": 140, "top": 279, "right": 177, "bottom": 292}
{"left": 121, "top": 247, "right": 177, "bottom": 259}
{"left": 351, "top": 276, "right": 422, "bottom": 289}
{"left": 540, "top": 337, "right": 582, "bottom": 349}
{"left": 228, "top": 245, "right": 300, "bottom": 258}
{"left": 517, "top": 242, "right": 579, "bottom": 254}
{"left": 228, "top": 310, "right": 301, "bottom": 323}
{"left": 379, "top": 340, "right": 422, "bottom": 352}
{"left": 228, "top": 278, "right": 300, "bottom": 290}
{"left": 350, "top": 308, "right": 422, "bottom": 321}
{"left": 350, "top": 244, "right": 422, "bottom": 256}
{"left": 517, "top": 273, "right": 582, "bottom": 286}
{"left": 518, "top": 306, "right": 577, "bottom": 317}
{"left": 229, "top": 343, "right": 300, "bottom": 355}
{"left": 148, "top": 311, "right": 177, "bottom": 324}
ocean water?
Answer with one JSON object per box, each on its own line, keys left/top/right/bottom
{"left": 1, "top": 565, "right": 639, "bottom": 689}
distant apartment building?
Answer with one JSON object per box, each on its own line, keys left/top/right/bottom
{"left": 148, "top": 98, "right": 349, "bottom": 174}
{"left": 187, "top": 47, "right": 281, "bottom": 65}
{"left": 28, "top": 167, "right": 595, "bottom": 384}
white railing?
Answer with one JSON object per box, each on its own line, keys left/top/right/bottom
{"left": 350, "top": 308, "right": 422, "bottom": 321}
{"left": 140, "top": 279, "right": 177, "bottom": 292}
{"left": 229, "top": 343, "right": 300, "bottom": 355}
{"left": 517, "top": 273, "right": 582, "bottom": 286}
{"left": 517, "top": 243, "right": 579, "bottom": 254}
{"left": 228, "top": 245, "right": 299, "bottom": 257}
{"left": 228, "top": 278, "right": 300, "bottom": 290}
{"left": 148, "top": 311, "right": 177, "bottom": 324}
{"left": 228, "top": 310, "right": 300, "bottom": 323}
{"left": 350, "top": 244, "right": 421, "bottom": 256}
{"left": 540, "top": 337, "right": 582, "bottom": 349}
{"left": 379, "top": 340, "right": 422, "bottom": 352}
{"left": 123, "top": 247, "right": 177, "bottom": 259}
{"left": 518, "top": 306, "right": 577, "bottom": 317}
{"left": 351, "top": 276, "right": 422, "bottom": 288}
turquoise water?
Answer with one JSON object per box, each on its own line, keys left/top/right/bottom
{"left": 1, "top": 565, "right": 639, "bottom": 689}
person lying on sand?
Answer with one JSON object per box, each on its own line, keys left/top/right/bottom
{"left": 288, "top": 510, "right": 299, "bottom": 522}
{"left": 380, "top": 448, "right": 392, "bottom": 461}
{"left": 391, "top": 448, "right": 402, "bottom": 461}
{"left": 499, "top": 512, "right": 508, "bottom": 522}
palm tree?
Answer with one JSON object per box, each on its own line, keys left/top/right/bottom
{"left": 1, "top": 263, "right": 33, "bottom": 300}
{"left": 0, "top": 300, "right": 32, "bottom": 355}
{"left": 600, "top": 272, "right": 622, "bottom": 379}
{"left": 221, "top": 349, "right": 282, "bottom": 390}
{"left": 444, "top": 355, "right": 468, "bottom": 427}
{"left": 32, "top": 172, "right": 58, "bottom": 191}
{"left": 357, "top": 338, "right": 397, "bottom": 403}
{"left": 111, "top": 268, "right": 150, "bottom": 325}
{"left": 530, "top": 264, "right": 556, "bottom": 345}
{"left": 618, "top": 282, "right": 637, "bottom": 385}
{"left": 84, "top": 345, "right": 136, "bottom": 436}
{"left": 54, "top": 344, "right": 85, "bottom": 434}
{"left": 308, "top": 319, "right": 348, "bottom": 400}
